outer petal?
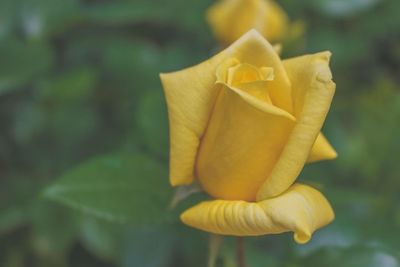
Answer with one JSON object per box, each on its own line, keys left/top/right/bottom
{"left": 196, "top": 84, "right": 295, "bottom": 201}
{"left": 160, "top": 30, "right": 292, "bottom": 186}
{"left": 181, "top": 183, "right": 334, "bottom": 244}
{"left": 257, "top": 52, "right": 336, "bottom": 200}
{"left": 283, "top": 53, "right": 338, "bottom": 163}
{"left": 308, "top": 133, "right": 338, "bottom": 163}
{"left": 283, "top": 52, "right": 333, "bottom": 117}
{"left": 160, "top": 56, "right": 224, "bottom": 186}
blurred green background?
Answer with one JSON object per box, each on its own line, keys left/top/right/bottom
{"left": 1, "top": 0, "right": 400, "bottom": 266}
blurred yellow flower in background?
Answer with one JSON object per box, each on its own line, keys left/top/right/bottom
{"left": 207, "top": 0, "right": 290, "bottom": 45}
{"left": 160, "top": 30, "right": 337, "bottom": 244}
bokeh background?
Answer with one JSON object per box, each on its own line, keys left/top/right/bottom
{"left": 1, "top": 0, "right": 400, "bottom": 266}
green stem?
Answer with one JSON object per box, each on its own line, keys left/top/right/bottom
{"left": 236, "top": 237, "right": 247, "bottom": 267}
{"left": 208, "top": 234, "right": 223, "bottom": 267}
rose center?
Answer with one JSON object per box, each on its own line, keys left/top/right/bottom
{"left": 217, "top": 58, "right": 275, "bottom": 104}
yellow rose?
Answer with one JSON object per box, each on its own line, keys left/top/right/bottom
{"left": 160, "top": 30, "right": 337, "bottom": 244}
{"left": 207, "top": 0, "right": 289, "bottom": 45}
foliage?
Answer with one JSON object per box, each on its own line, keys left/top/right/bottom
{"left": 0, "top": 0, "right": 399, "bottom": 266}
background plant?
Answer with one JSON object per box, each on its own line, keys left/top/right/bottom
{"left": 0, "top": 0, "right": 399, "bottom": 266}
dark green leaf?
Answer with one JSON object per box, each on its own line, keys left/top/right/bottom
{"left": 17, "top": 0, "right": 81, "bottom": 38}
{"left": 292, "top": 244, "right": 400, "bottom": 267}
{"left": 37, "top": 67, "right": 98, "bottom": 104}
{"left": 43, "top": 153, "right": 172, "bottom": 225}
{"left": 0, "top": 39, "right": 53, "bottom": 94}
{"left": 135, "top": 89, "right": 169, "bottom": 159}
{"left": 31, "top": 201, "right": 80, "bottom": 260}
{"left": 84, "top": 2, "right": 166, "bottom": 25}
{"left": 80, "top": 216, "right": 125, "bottom": 264}
{"left": 122, "top": 226, "right": 176, "bottom": 267}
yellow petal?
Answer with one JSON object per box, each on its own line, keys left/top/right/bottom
{"left": 227, "top": 63, "right": 264, "bottom": 85}
{"left": 283, "top": 52, "right": 337, "bottom": 164}
{"left": 257, "top": 52, "right": 336, "bottom": 200}
{"left": 216, "top": 58, "right": 240, "bottom": 83}
{"left": 196, "top": 84, "right": 295, "bottom": 201}
{"left": 308, "top": 133, "right": 338, "bottom": 163}
{"left": 181, "top": 183, "right": 334, "bottom": 244}
{"left": 260, "top": 67, "right": 275, "bottom": 81}
{"left": 226, "top": 85, "right": 294, "bottom": 120}
{"left": 273, "top": 44, "right": 282, "bottom": 55}
{"left": 225, "top": 30, "right": 293, "bottom": 113}
{"left": 160, "top": 56, "right": 225, "bottom": 186}
{"left": 161, "top": 30, "right": 292, "bottom": 187}
{"left": 230, "top": 81, "right": 274, "bottom": 104}
{"left": 283, "top": 52, "right": 333, "bottom": 117}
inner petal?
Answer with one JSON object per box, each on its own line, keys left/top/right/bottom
{"left": 235, "top": 81, "right": 273, "bottom": 104}
{"left": 226, "top": 63, "right": 275, "bottom": 104}
{"left": 228, "top": 63, "right": 263, "bottom": 86}
{"left": 260, "top": 67, "right": 274, "bottom": 81}
{"left": 216, "top": 58, "right": 240, "bottom": 83}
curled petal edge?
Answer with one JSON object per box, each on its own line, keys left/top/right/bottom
{"left": 282, "top": 52, "right": 338, "bottom": 164}
{"left": 180, "top": 183, "right": 334, "bottom": 244}
{"left": 220, "top": 82, "right": 296, "bottom": 121}
{"left": 257, "top": 52, "right": 336, "bottom": 200}
{"left": 308, "top": 133, "right": 338, "bottom": 163}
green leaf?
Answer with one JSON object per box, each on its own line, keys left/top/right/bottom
{"left": 0, "top": 0, "right": 18, "bottom": 39}
{"left": 100, "top": 38, "right": 161, "bottom": 87}
{"left": 31, "top": 201, "right": 80, "bottom": 261}
{"left": 0, "top": 39, "right": 53, "bottom": 95}
{"left": 220, "top": 238, "right": 280, "bottom": 267}
{"left": 175, "top": 226, "right": 209, "bottom": 267}
{"left": 43, "top": 153, "right": 172, "bottom": 225}
{"left": 292, "top": 244, "right": 400, "bottom": 267}
{"left": 17, "top": 0, "right": 81, "bottom": 38}
{"left": 80, "top": 216, "right": 125, "bottom": 264}
{"left": 135, "top": 89, "right": 169, "bottom": 159}
{"left": 37, "top": 67, "right": 98, "bottom": 104}
{"left": 122, "top": 226, "right": 176, "bottom": 267}
{"left": 246, "top": 242, "right": 280, "bottom": 267}
{"left": 84, "top": 2, "right": 166, "bottom": 25}
{"left": 0, "top": 175, "right": 43, "bottom": 235}
{"left": 292, "top": 186, "right": 390, "bottom": 255}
